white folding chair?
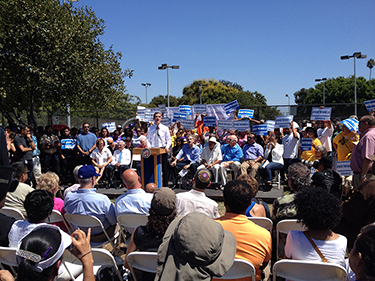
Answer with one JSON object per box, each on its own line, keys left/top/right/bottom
{"left": 272, "top": 259, "right": 347, "bottom": 281}
{"left": 0, "top": 207, "right": 25, "bottom": 220}
{"left": 46, "top": 210, "right": 71, "bottom": 232}
{"left": 276, "top": 219, "right": 307, "bottom": 260}
{"left": 248, "top": 217, "right": 273, "bottom": 232}
{"left": 217, "top": 259, "right": 256, "bottom": 280}
{"left": 126, "top": 251, "right": 157, "bottom": 281}
{"left": 117, "top": 214, "right": 149, "bottom": 244}
{"left": 64, "top": 213, "right": 118, "bottom": 251}
{"left": 0, "top": 247, "right": 17, "bottom": 275}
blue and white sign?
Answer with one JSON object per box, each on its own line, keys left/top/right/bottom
{"left": 224, "top": 100, "right": 240, "bottom": 114}
{"left": 311, "top": 107, "right": 332, "bottom": 121}
{"left": 364, "top": 99, "right": 375, "bottom": 112}
{"left": 61, "top": 139, "right": 76, "bottom": 150}
{"left": 173, "top": 112, "right": 188, "bottom": 122}
{"left": 252, "top": 124, "right": 268, "bottom": 136}
{"left": 158, "top": 104, "right": 167, "bottom": 114}
{"left": 300, "top": 138, "right": 313, "bottom": 151}
{"left": 161, "top": 117, "right": 171, "bottom": 127}
{"left": 265, "top": 120, "right": 275, "bottom": 131}
{"left": 341, "top": 118, "right": 359, "bottom": 132}
{"left": 136, "top": 108, "right": 145, "bottom": 120}
{"left": 193, "top": 104, "right": 207, "bottom": 114}
{"left": 101, "top": 122, "right": 116, "bottom": 132}
{"left": 179, "top": 105, "right": 192, "bottom": 115}
{"left": 218, "top": 120, "right": 234, "bottom": 130}
{"left": 234, "top": 120, "right": 250, "bottom": 131}
{"left": 275, "top": 115, "right": 294, "bottom": 128}
{"left": 336, "top": 161, "right": 353, "bottom": 176}
{"left": 144, "top": 110, "right": 155, "bottom": 122}
{"left": 203, "top": 116, "right": 217, "bottom": 127}
{"left": 237, "top": 109, "right": 254, "bottom": 119}
{"left": 180, "top": 119, "right": 195, "bottom": 130}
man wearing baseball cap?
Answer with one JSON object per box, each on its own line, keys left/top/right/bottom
{"left": 64, "top": 165, "right": 117, "bottom": 242}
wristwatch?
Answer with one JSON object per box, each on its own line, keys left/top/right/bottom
{"left": 362, "top": 174, "right": 367, "bottom": 179}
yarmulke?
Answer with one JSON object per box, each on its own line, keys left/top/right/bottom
{"left": 196, "top": 169, "right": 211, "bottom": 184}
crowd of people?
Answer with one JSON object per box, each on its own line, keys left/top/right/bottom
{"left": 1, "top": 107, "right": 375, "bottom": 280}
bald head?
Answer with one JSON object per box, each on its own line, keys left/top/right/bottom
{"left": 145, "top": 183, "right": 158, "bottom": 193}
{"left": 122, "top": 169, "right": 141, "bottom": 190}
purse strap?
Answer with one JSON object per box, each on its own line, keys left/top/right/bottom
{"left": 303, "top": 231, "right": 328, "bottom": 263}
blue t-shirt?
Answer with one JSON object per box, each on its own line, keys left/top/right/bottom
{"left": 77, "top": 132, "right": 97, "bottom": 156}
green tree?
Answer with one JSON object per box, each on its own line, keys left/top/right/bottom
{"left": 148, "top": 95, "right": 180, "bottom": 108}
{"left": 367, "top": 58, "right": 375, "bottom": 80}
{"left": 0, "top": 0, "right": 133, "bottom": 127}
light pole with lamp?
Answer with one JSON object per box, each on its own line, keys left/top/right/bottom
{"left": 315, "top": 78, "right": 327, "bottom": 105}
{"left": 285, "top": 94, "right": 290, "bottom": 115}
{"left": 197, "top": 83, "right": 208, "bottom": 104}
{"left": 341, "top": 52, "right": 367, "bottom": 116}
{"left": 158, "top": 63, "right": 179, "bottom": 108}
{"left": 141, "top": 83, "right": 151, "bottom": 105}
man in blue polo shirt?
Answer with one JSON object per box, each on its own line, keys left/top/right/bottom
{"left": 219, "top": 135, "right": 243, "bottom": 186}
{"left": 241, "top": 132, "right": 264, "bottom": 178}
{"left": 76, "top": 122, "right": 97, "bottom": 165}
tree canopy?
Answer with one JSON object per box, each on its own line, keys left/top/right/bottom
{"left": 0, "top": 0, "right": 135, "bottom": 127}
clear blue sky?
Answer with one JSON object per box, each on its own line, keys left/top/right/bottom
{"left": 69, "top": 0, "right": 375, "bottom": 106}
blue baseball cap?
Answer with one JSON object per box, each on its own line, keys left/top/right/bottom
{"left": 78, "top": 165, "right": 101, "bottom": 179}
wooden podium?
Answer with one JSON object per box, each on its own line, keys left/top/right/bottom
{"left": 133, "top": 148, "right": 166, "bottom": 188}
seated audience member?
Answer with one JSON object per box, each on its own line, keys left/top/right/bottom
{"left": 124, "top": 188, "right": 177, "bottom": 280}
{"left": 137, "top": 135, "right": 148, "bottom": 148}
{"left": 124, "top": 136, "right": 135, "bottom": 156}
{"left": 219, "top": 135, "right": 244, "bottom": 186}
{"left": 145, "top": 182, "right": 158, "bottom": 194}
{"left": 170, "top": 135, "right": 200, "bottom": 189}
{"left": 333, "top": 121, "right": 359, "bottom": 161}
{"left": 272, "top": 162, "right": 311, "bottom": 223}
{"left": 64, "top": 165, "right": 117, "bottom": 242}
{"left": 216, "top": 180, "right": 272, "bottom": 281}
{"left": 311, "top": 156, "right": 342, "bottom": 198}
{"left": 90, "top": 138, "right": 112, "bottom": 184}
{"left": 335, "top": 164, "right": 375, "bottom": 249}
{"left": 36, "top": 172, "right": 67, "bottom": 232}
{"left": 115, "top": 169, "right": 153, "bottom": 216}
{"left": 311, "top": 144, "right": 327, "bottom": 162}
{"left": 106, "top": 137, "right": 118, "bottom": 155}
{"left": 285, "top": 187, "right": 346, "bottom": 268}
{"left": 63, "top": 165, "right": 82, "bottom": 199}
{"left": 349, "top": 223, "right": 375, "bottom": 280}
{"left": 5, "top": 162, "right": 34, "bottom": 217}
{"left": 169, "top": 136, "right": 184, "bottom": 168}
{"left": 237, "top": 174, "right": 267, "bottom": 218}
{"left": 300, "top": 127, "right": 322, "bottom": 162}
{"left": 108, "top": 140, "right": 131, "bottom": 180}
{"left": 240, "top": 132, "right": 264, "bottom": 178}
{"left": 259, "top": 134, "right": 284, "bottom": 191}
{"left": 0, "top": 225, "right": 94, "bottom": 281}
{"left": 197, "top": 137, "right": 223, "bottom": 184}
{"left": 176, "top": 169, "right": 220, "bottom": 219}
{"left": 8, "top": 189, "right": 54, "bottom": 247}
{"left": 155, "top": 212, "right": 236, "bottom": 281}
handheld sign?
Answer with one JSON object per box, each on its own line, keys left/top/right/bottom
{"left": 234, "top": 120, "right": 250, "bottom": 132}
{"left": 252, "top": 124, "right": 268, "bottom": 136}
{"left": 193, "top": 104, "right": 207, "bottom": 114}
{"left": 144, "top": 110, "right": 154, "bottom": 123}
{"left": 364, "top": 99, "right": 375, "bottom": 112}
{"left": 341, "top": 118, "right": 359, "bottom": 132}
{"left": 265, "top": 120, "right": 275, "bottom": 132}
{"left": 161, "top": 117, "right": 171, "bottom": 127}
{"left": 179, "top": 105, "right": 192, "bottom": 115}
{"left": 136, "top": 108, "right": 145, "bottom": 121}
{"left": 203, "top": 116, "right": 217, "bottom": 127}
{"left": 101, "top": 122, "right": 116, "bottom": 133}
{"left": 237, "top": 109, "right": 254, "bottom": 119}
{"left": 300, "top": 138, "right": 313, "bottom": 151}
{"left": 336, "top": 161, "right": 353, "bottom": 176}
{"left": 311, "top": 107, "right": 332, "bottom": 121}
{"left": 158, "top": 104, "right": 167, "bottom": 114}
{"left": 218, "top": 120, "right": 234, "bottom": 131}
{"left": 224, "top": 100, "right": 240, "bottom": 114}
{"left": 180, "top": 119, "right": 195, "bottom": 130}
{"left": 173, "top": 112, "right": 188, "bottom": 122}
{"left": 61, "top": 139, "right": 76, "bottom": 150}
{"left": 275, "top": 115, "right": 294, "bottom": 128}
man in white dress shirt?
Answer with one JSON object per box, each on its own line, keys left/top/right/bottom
{"left": 146, "top": 111, "right": 172, "bottom": 187}
{"left": 176, "top": 169, "right": 220, "bottom": 219}
{"left": 108, "top": 140, "right": 131, "bottom": 181}
{"left": 197, "top": 137, "right": 222, "bottom": 183}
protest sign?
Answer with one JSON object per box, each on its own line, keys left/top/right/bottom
{"left": 224, "top": 100, "right": 240, "bottom": 114}
{"left": 144, "top": 110, "right": 155, "bottom": 122}
{"left": 100, "top": 122, "right": 116, "bottom": 132}
{"left": 300, "top": 138, "right": 313, "bottom": 151}
{"left": 161, "top": 117, "right": 171, "bottom": 127}
{"left": 336, "top": 161, "right": 353, "bottom": 176}
{"left": 311, "top": 107, "right": 332, "bottom": 121}
{"left": 341, "top": 118, "right": 359, "bottom": 132}
{"left": 173, "top": 112, "right": 188, "bottom": 122}
{"left": 265, "top": 120, "right": 275, "bottom": 131}
{"left": 180, "top": 119, "right": 195, "bottom": 130}
{"left": 237, "top": 109, "right": 254, "bottom": 119}
{"left": 203, "top": 116, "right": 217, "bottom": 127}
{"left": 364, "top": 99, "right": 375, "bottom": 112}
{"left": 158, "top": 104, "right": 167, "bottom": 114}
{"left": 234, "top": 120, "right": 250, "bottom": 131}
{"left": 193, "top": 104, "right": 207, "bottom": 114}
{"left": 275, "top": 115, "right": 294, "bottom": 128}
{"left": 252, "top": 124, "right": 268, "bottom": 136}
{"left": 218, "top": 120, "right": 234, "bottom": 131}
{"left": 179, "top": 105, "right": 192, "bottom": 115}
{"left": 61, "top": 139, "right": 76, "bottom": 150}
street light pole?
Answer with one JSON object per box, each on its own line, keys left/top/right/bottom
{"left": 341, "top": 52, "right": 367, "bottom": 116}
{"left": 158, "top": 63, "right": 179, "bottom": 108}
{"left": 141, "top": 83, "right": 151, "bottom": 105}
{"left": 197, "top": 83, "right": 208, "bottom": 104}
{"left": 315, "top": 78, "right": 327, "bottom": 105}
{"left": 285, "top": 94, "right": 290, "bottom": 115}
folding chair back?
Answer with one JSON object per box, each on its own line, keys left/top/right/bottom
{"left": 0, "top": 247, "right": 18, "bottom": 275}
{"left": 272, "top": 259, "right": 347, "bottom": 281}
{"left": 46, "top": 210, "right": 71, "bottom": 232}
{"left": 276, "top": 219, "right": 307, "bottom": 260}
{"left": 117, "top": 214, "right": 149, "bottom": 243}
{"left": 217, "top": 259, "right": 256, "bottom": 280}
{"left": 248, "top": 217, "right": 273, "bottom": 232}
{"left": 0, "top": 207, "right": 25, "bottom": 220}
{"left": 126, "top": 251, "right": 157, "bottom": 281}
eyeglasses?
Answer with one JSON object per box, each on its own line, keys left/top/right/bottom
{"left": 227, "top": 138, "right": 235, "bottom": 141}
{"left": 84, "top": 126, "right": 89, "bottom": 128}
{"left": 248, "top": 137, "right": 255, "bottom": 140}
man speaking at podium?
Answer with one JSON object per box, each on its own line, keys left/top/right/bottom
{"left": 146, "top": 112, "right": 172, "bottom": 187}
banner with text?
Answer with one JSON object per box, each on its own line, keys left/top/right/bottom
{"left": 173, "top": 112, "right": 188, "bottom": 122}
{"left": 234, "top": 120, "right": 250, "bottom": 131}
{"left": 265, "top": 120, "right": 275, "bottom": 132}
{"left": 364, "top": 99, "right": 375, "bottom": 112}
{"left": 218, "top": 120, "right": 234, "bottom": 131}
{"left": 180, "top": 119, "right": 195, "bottom": 130}
{"left": 275, "top": 115, "right": 294, "bottom": 128}
{"left": 101, "top": 122, "right": 116, "bottom": 132}
{"left": 336, "top": 161, "right": 353, "bottom": 176}
{"left": 252, "top": 124, "right": 268, "bottom": 136}
{"left": 161, "top": 117, "right": 171, "bottom": 127}
{"left": 193, "top": 104, "right": 207, "bottom": 114}
{"left": 158, "top": 104, "right": 167, "bottom": 114}
{"left": 311, "top": 107, "right": 332, "bottom": 121}
{"left": 203, "top": 116, "right": 217, "bottom": 127}
{"left": 300, "top": 138, "right": 313, "bottom": 151}
{"left": 237, "top": 109, "right": 254, "bottom": 119}
{"left": 224, "top": 100, "right": 240, "bottom": 114}
{"left": 179, "top": 105, "right": 192, "bottom": 115}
